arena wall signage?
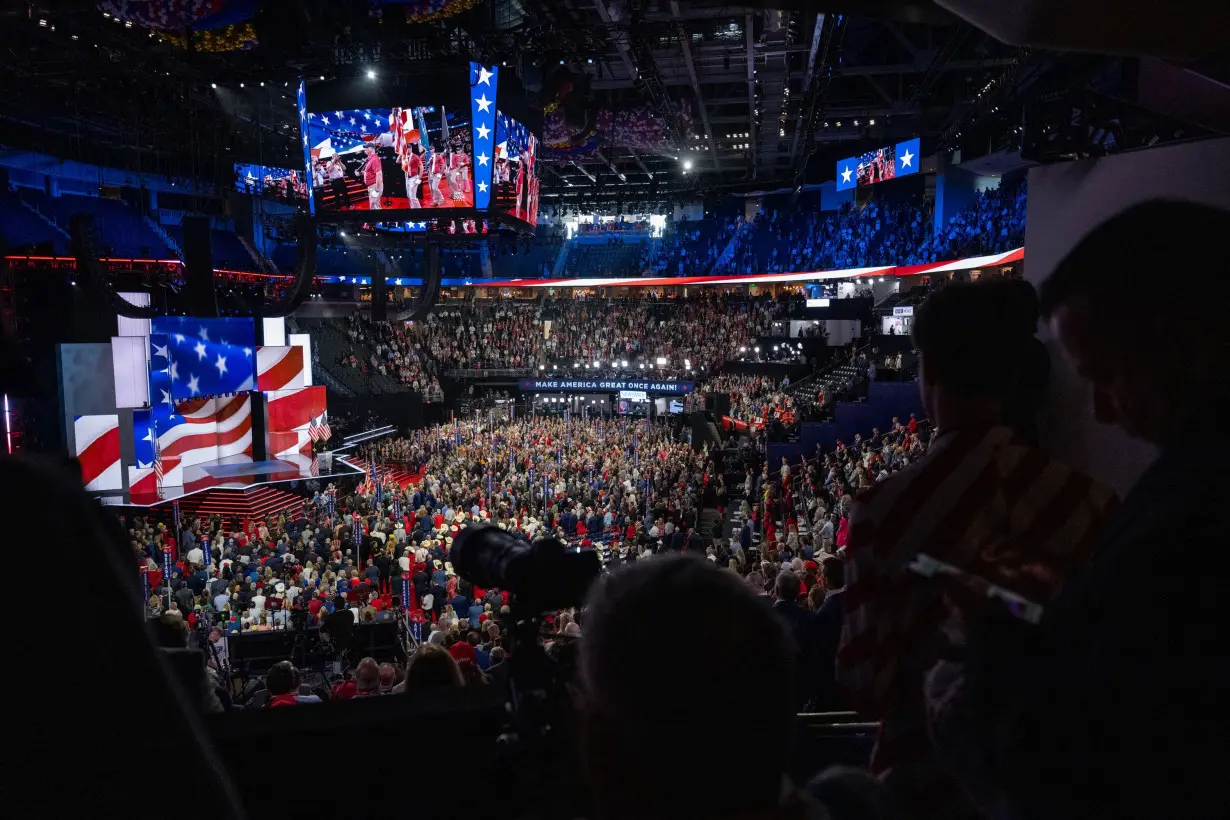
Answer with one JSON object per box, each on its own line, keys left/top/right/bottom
{"left": 519, "top": 379, "right": 694, "bottom": 394}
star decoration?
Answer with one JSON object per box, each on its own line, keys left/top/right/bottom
{"left": 363, "top": 112, "right": 371, "bottom": 120}
{"left": 477, "top": 152, "right": 489, "bottom": 166}
{"left": 477, "top": 66, "right": 494, "bottom": 86}
{"left": 198, "top": 326, "right": 209, "bottom": 340}
{"left": 173, "top": 333, "right": 185, "bottom": 344}
{"left": 152, "top": 342, "right": 169, "bottom": 359}
{"left": 349, "top": 117, "right": 356, "bottom": 125}
{"left": 321, "top": 116, "right": 330, "bottom": 125}
{"left": 334, "top": 111, "right": 343, "bottom": 118}
{"left": 475, "top": 123, "right": 491, "bottom": 140}
{"left": 215, "top": 354, "right": 228, "bottom": 376}
{"left": 243, "top": 347, "right": 252, "bottom": 357}
{"left": 168, "top": 361, "right": 179, "bottom": 381}
{"left": 187, "top": 374, "right": 200, "bottom": 395}
{"left": 475, "top": 94, "right": 492, "bottom": 113}
{"left": 160, "top": 389, "right": 172, "bottom": 405}
{"left": 840, "top": 166, "right": 853, "bottom": 184}
{"left": 416, "top": 222, "right": 426, "bottom": 229}
{"left": 193, "top": 341, "right": 207, "bottom": 360}
{"left": 360, "top": 124, "right": 367, "bottom": 132}
{"left": 899, "top": 148, "right": 914, "bottom": 168}
{"left": 477, "top": 181, "right": 488, "bottom": 193}
{"left": 306, "top": 112, "right": 315, "bottom": 119}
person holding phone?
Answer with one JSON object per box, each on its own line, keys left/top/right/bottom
{"left": 835, "top": 280, "right": 1117, "bottom": 818}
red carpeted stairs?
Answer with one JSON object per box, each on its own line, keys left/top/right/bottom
{"left": 173, "top": 486, "right": 306, "bottom": 535}
{"left": 346, "top": 458, "right": 424, "bottom": 489}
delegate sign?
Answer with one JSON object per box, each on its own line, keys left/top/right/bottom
{"left": 519, "top": 378, "right": 694, "bottom": 394}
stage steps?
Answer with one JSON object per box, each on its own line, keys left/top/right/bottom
{"left": 175, "top": 486, "right": 306, "bottom": 532}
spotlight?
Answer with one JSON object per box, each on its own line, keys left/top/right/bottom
{"left": 260, "top": 81, "right": 264, "bottom": 87}
{"left": 239, "top": 82, "right": 245, "bottom": 88}
{"left": 869, "top": 118, "right": 876, "bottom": 125}
{"left": 587, "top": 57, "right": 594, "bottom": 64}
{"left": 366, "top": 69, "right": 376, "bottom": 80}
{"left": 683, "top": 159, "right": 693, "bottom": 171}
{"left": 319, "top": 75, "right": 325, "bottom": 80}
{"left": 853, "top": 119, "right": 859, "bottom": 126}
{"left": 211, "top": 82, "right": 217, "bottom": 89}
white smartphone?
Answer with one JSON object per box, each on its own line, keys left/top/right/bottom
{"left": 908, "top": 553, "right": 1044, "bottom": 625}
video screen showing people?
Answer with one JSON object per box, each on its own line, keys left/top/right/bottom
{"left": 855, "top": 146, "right": 896, "bottom": 187}
{"left": 304, "top": 105, "right": 474, "bottom": 212}
{"left": 233, "top": 163, "right": 308, "bottom": 206}
{"left": 492, "top": 111, "right": 539, "bottom": 227}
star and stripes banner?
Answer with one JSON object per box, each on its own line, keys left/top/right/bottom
{"left": 75, "top": 414, "right": 121, "bottom": 491}
{"left": 150, "top": 317, "right": 256, "bottom": 401}
{"left": 298, "top": 80, "right": 315, "bottom": 216}
{"left": 256, "top": 346, "right": 306, "bottom": 392}
{"left": 470, "top": 62, "right": 498, "bottom": 211}
{"left": 493, "top": 108, "right": 539, "bottom": 226}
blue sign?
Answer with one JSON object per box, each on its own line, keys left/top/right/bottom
{"left": 836, "top": 137, "right": 919, "bottom": 191}
{"left": 518, "top": 378, "right": 694, "bottom": 394}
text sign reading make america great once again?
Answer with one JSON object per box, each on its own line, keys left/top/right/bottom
{"left": 518, "top": 379, "right": 695, "bottom": 394}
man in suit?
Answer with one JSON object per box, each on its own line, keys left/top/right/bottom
{"left": 771, "top": 569, "right": 821, "bottom": 710}
{"left": 812, "top": 556, "right": 845, "bottom": 711}
{"left": 935, "top": 201, "right": 1230, "bottom": 820}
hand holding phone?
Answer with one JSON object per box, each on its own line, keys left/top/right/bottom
{"left": 909, "top": 553, "right": 1045, "bottom": 624}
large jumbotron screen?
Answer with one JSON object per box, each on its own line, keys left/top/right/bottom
{"left": 297, "top": 63, "right": 540, "bottom": 230}
{"left": 302, "top": 105, "right": 473, "bottom": 213}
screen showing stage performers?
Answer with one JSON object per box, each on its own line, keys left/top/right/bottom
{"left": 303, "top": 105, "right": 474, "bottom": 213}
{"left": 233, "top": 163, "right": 309, "bottom": 206}
{"left": 492, "top": 111, "right": 539, "bottom": 227}
{"left": 836, "top": 137, "right": 920, "bottom": 191}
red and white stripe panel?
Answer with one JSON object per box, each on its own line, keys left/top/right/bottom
{"left": 128, "top": 455, "right": 182, "bottom": 497}
{"left": 256, "top": 345, "right": 306, "bottom": 392}
{"left": 160, "top": 395, "right": 253, "bottom": 471}
{"left": 75, "top": 414, "right": 121, "bottom": 491}
{"left": 266, "top": 386, "right": 327, "bottom": 438}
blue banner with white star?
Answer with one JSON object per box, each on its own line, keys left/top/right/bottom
{"left": 469, "top": 62, "right": 498, "bottom": 211}
{"left": 150, "top": 317, "right": 256, "bottom": 401}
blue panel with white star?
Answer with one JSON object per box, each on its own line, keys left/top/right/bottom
{"left": 150, "top": 317, "right": 256, "bottom": 401}
{"left": 894, "top": 138, "right": 920, "bottom": 178}
{"left": 298, "top": 80, "right": 315, "bottom": 215}
{"left": 470, "top": 62, "right": 498, "bottom": 211}
{"left": 835, "top": 156, "right": 858, "bottom": 192}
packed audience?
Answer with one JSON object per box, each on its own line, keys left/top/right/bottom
{"left": 719, "top": 181, "right": 1026, "bottom": 276}
{"left": 333, "top": 294, "right": 783, "bottom": 379}
{"left": 650, "top": 215, "right": 746, "bottom": 277}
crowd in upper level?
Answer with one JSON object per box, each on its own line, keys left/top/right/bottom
{"left": 334, "top": 294, "right": 783, "bottom": 384}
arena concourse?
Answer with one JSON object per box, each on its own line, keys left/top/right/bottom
{"left": 4, "top": 3, "right": 1229, "bottom": 819}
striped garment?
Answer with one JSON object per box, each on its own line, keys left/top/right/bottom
{"left": 836, "top": 425, "right": 1118, "bottom": 817}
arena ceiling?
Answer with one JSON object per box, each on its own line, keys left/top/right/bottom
{"left": 0, "top": 0, "right": 1223, "bottom": 206}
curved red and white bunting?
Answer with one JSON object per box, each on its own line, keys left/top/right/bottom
{"left": 76, "top": 414, "right": 121, "bottom": 491}
{"left": 256, "top": 346, "right": 306, "bottom": 392}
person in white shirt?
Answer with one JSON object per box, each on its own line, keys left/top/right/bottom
{"left": 251, "top": 591, "right": 267, "bottom": 614}
{"left": 186, "top": 546, "right": 203, "bottom": 566}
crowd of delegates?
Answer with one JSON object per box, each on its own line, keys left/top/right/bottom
{"left": 336, "top": 294, "right": 782, "bottom": 377}
{"left": 698, "top": 372, "right": 801, "bottom": 428}
{"left": 651, "top": 215, "right": 746, "bottom": 277}
{"left": 135, "top": 414, "right": 726, "bottom": 696}
{"left": 719, "top": 181, "right": 1026, "bottom": 276}
{"left": 340, "top": 311, "right": 444, "bottom": 396}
